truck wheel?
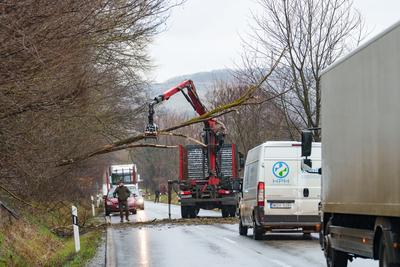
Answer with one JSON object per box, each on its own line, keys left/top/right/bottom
{"left": 132, "top": 209, "right": 137, "bottom": 215}
{"left": 221, "top": 207, "right": 229, "bottom": 218}
{"left": 229, "top": 206, "right": 236, "bottom": 217}
{"left": 239, "top": 219, "right": 248, "bottom": 236}
{"left": 181, "top": 206, "right": 188, "bottom": 218}
{"left": 379, "top": 235, "right": 399, "bottom": 267}
{"left": 326, "top": 248, "right": 348, "bottom": 267}
{"left": 252, "top": 221, "right": 263, "bottom": 240}
{"left": 324, "top": 221, "right": 348, "bottom": 267}
{"left": 189, "top": 207, "right": 197, "bottom": 218}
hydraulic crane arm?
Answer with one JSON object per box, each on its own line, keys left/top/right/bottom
{"left": 145, "top": 80, "right": 209, "bottom": 135}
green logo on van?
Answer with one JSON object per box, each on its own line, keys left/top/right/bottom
{"left": 272, "top": 162, "right": 289, "bottom": 178}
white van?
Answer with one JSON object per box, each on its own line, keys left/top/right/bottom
{"left": 239, "top": 141, "right": 321, "bottom": 240}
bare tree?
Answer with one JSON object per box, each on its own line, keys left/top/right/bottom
{"left": 242, "top": 0, "right": 365, "bottom": 140}
{"left": 0, "top": 0, "right": 179, "bottom": 204}
{"left": 210, "top": 80, "right": 290, "bottom": 154}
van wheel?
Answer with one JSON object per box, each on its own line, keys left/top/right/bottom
{"left": 252, "top": 221, "right": 263, "bottom": 240}
{"left": 239, "top": 219, "right": 248, "bottom": 236}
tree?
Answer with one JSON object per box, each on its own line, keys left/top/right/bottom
{"left": 242, "top": 0, "right": 364, "bottom": 140}
{"left": 0, "top": 0, "right": 179, "bottom": 204}
{"left": 210, "top": 80, "right": 290, "bottom": 154}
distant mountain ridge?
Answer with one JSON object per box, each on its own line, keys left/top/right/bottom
{"left": 151, "top": 69, "right": 233, "bottom": 113}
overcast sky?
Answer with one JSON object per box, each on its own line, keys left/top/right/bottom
{"left": 149, "top": 0, "right": 400, "bottom": 82}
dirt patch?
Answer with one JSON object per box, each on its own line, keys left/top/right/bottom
{"left": 109, "top": 216, "right": 239, "bottom": 229}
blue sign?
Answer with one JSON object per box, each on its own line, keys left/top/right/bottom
{"left": 272, "top": 162, "right": 289, "bottom": 179}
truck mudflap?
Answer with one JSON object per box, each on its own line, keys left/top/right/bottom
{"left": 180, "top": 196, "right": 238, "bottom": 207}
{"left": 254, "top": 207, "right": 321, "bottom": 229}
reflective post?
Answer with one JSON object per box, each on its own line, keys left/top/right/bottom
{"left": 71, "top": 205, "right": 80, "bottom": 252}
{"left": 91, "top": 195, "right": 95, "bottom": 217}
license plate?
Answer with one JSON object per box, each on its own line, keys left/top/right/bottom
{"left": 270, "top": 202, "right": 292, "bottom": 209}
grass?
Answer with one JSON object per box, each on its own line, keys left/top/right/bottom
{"left": 145, "top": 192, "right": 180, "bottom": 205}
{"left": 49, "top": 230, "right": 103, "bottom": 267}
{"left": 0, "top": 203, "right": 104, "bottom": 267}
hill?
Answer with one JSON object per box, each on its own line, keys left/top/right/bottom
{"left": 151, "top": 69, "right": 233, "bottom": 113}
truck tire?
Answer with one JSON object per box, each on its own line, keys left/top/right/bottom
{"left": 229, "top": 206, "right": 236, "bottom": 217}
{"left": 239, "top": 219, "right": 248, "bottom": 236}
{"left": 379, "top": 235, "right": 399, "bottom": 267}
{"left": 189, "top": 207, "right": 197, "bottom": 218}
{"left": 326, "top": 248, "right": 348, "bottom": 267}
{"left": 221, "top": 206, "right": 229, "bottom": 218}
{"left": 181, "top": 206, "right": 189, "bottom": 218}
{"left": 324, "top": 221, "right": 348, "bottom": 267}
{"left": 252, "top": 221, "right": 263, "bottom": 240}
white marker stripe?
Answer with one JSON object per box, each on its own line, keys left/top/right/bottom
{"left": 270, "top": 259, "right": 293, "bottom": 267}
{"left": 222, "top": 237, "right": 236, "bottom": 244}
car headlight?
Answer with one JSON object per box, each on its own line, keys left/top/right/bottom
{"left": 136, "top": 198, "right": 144, "bottom": 204}
{"left": 106, "top": 201, "right": 113, "bottom": 206}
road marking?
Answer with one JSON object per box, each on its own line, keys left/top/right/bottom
{"left": 106, "top": 228, "right": 116, "bottom": 267}
{"left": 270, "top": 259, "right": 293, "bottom": 267}
{"left": 222, "top": 237, "right": 236, "bottom": 244}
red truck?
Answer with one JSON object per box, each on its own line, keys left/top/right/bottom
{"left": 145, "top": 80, "right": 244, "bottom": 218}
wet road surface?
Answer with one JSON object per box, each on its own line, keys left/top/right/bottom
{"left": 105, "top": 201, "right": 377, "bottom": 267}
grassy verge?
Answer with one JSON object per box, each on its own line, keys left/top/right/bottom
{"left": 0, "top": 205, "right": 104, "bottom": 267}
{"left": 145, "top": 192, "right": 180, "bottom": 205}
{"left": 49, "top": 230, "right": 103, "bottom": 267}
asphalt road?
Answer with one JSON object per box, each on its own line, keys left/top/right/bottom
{"left": 105, "top": 201, "right": 378, "bottom": 267}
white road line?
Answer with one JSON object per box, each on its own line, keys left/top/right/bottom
{"left": 222, "top": 237, "right": 237, "bottom": 244}
{"left": 270, "top": 259, "right": 293, "bottom": 267}
{"left": 106, "top": 228, "right": 116, "bottom": 267}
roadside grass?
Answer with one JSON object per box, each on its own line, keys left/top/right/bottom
{"left": 0, "top": 203, "right": 104, "bottom": 267}
{"left": 48, "top": 229, "right": 103, "bottom": 267}
{"left": 145, "top": 192, "right": 180, "bottom": 205}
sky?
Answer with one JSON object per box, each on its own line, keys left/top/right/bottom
{"left": 149, "top": 0, "right": 400, "bottom": 82}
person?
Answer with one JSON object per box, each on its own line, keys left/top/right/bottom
{"left": 113, "top": 180, "right": 131, "bottom": 223}
{"left": 154, "top": 189, "right": 160, "bottom": 203}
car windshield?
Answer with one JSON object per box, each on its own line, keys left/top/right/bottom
{"left": 108, "top": 186, "right": 137, "bottom": 198}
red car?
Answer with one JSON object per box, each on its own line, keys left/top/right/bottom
{"left": 104, "top": 187, "right": 137, "bottom": 216}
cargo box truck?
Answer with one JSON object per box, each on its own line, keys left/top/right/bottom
{"left": 302, "top": 22, "right": 400, "bottom": 267}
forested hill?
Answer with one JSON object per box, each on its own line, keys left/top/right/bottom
{"left": 151, "top": 69, "right": 233, "bottom": 112}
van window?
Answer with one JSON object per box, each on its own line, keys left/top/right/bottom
{"left": 244, "top": 162, "right": 258, "bottom": 190}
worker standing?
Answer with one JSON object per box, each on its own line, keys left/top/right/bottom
{"left": 154, "top": 189, "right": 160, "bottom": 203}
{"left": 113, "top": 180, "right": 131, "bottom": 223}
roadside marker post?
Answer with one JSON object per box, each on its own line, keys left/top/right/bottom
{"left": 91, "top": 195, "right": 95, "bottom": 217}
{"left": 71, "top": 205, "right": 80, "bottom": 253}
{"left": 167, "top": 180, "right": 179, "bottom": 220}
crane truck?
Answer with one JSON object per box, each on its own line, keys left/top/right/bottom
{"left": 301, "top": 22, "right": 400, "bottom": 267}
{"left": 145, "top": 80, "right": 243, "bottom": 218}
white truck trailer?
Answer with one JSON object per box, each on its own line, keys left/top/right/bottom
{"left": 302, "top": 22, "right": 400, "bottom": 266}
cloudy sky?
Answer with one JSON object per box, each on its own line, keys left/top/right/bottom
{"left": 149, "top": 0, "right": 400, "bottom": 82}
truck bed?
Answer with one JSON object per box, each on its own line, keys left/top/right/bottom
{"left": 321, "top": 22, "right": 400, "bottom": 217}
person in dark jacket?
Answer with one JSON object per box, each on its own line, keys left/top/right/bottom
{"left": 113, "top": 180, "right": 131, "bottom": 222}
{"left": 154, "top": 189, "right": 160, "bottom": 203}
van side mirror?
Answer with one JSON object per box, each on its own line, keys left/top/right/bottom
{"left": 301, "top": 130, "right": 313, "bottom": 157}
{"left": 303, "top": 158, "right": 312, "bottom": 168}
{"left": 238, "top": 152, "right": 245, "bottom": 170}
